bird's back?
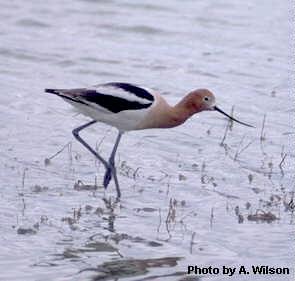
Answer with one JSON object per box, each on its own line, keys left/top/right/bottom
{"left": 45, "top": 82, "right": 156, "bottom": 131}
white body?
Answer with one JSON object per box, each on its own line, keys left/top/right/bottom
{"left": 47, "top": 83, "right": 165, "bottom": 132}
{"left": 66, "top": 97, "right": 153, "bottom": 131}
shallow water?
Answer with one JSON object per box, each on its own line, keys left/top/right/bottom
{"left": 0, "top": 0, "right": 293, "bottom": 280}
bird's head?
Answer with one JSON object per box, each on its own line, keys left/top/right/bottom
{"left": 188, "top": 89, "right": 216, "bottom": 112}
{"left": 188, "top": 89, "right": 254, "bottom": 127}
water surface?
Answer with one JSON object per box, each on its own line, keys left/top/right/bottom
{"left": 0, "top": 1, "right": 293, "bottom": 280}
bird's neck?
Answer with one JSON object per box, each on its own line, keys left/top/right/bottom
{"left": 150, "top": 94, "right": 200, "bottom": 129}
{"left": 136, "top": 94, "right": 199, "bottom": 130}
{"left": 169, "top": 97, "right": 200, "bottom": 127}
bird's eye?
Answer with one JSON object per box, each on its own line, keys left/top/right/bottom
{"left": 204, "top": 96, "right": 210, "bottom": 101}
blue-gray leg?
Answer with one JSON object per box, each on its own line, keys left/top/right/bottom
{"left": 103, "top": 132, "right": 122, "bottom": 197}
{"left": 72, "top": 121, "right": 122, "bottom": 198}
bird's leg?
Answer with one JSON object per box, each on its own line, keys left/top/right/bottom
{"left": 72, "top": 121, "right": 122, "bottom": 198}
{"left": 103, "top": 132, "right": 122, "bottom": 197}
{"left": 72, "top": 120, "right": 109, "bottom": 170}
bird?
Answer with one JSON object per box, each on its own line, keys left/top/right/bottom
{"left": 45, "top": 82, "right": 253, "bottom": 198}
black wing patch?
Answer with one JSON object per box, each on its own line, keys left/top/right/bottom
{"left": 45, "top": 88, "right": 153, "bottom": 113}
{"left": 82, "top": 90, "right": 153, "bottom": 113}
{"left": 105, "top": 82, "right": 154, "bottom": 101}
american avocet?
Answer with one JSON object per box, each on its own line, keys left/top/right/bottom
{"left": 45, "top": 82, "right": 253, "bottom": 198}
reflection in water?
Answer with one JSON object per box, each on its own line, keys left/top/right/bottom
{"left": 79, "top": 257, "right": 183, "bottom": 281}
{"left": 102, "top": 197, "right": 120, "bottom": 233}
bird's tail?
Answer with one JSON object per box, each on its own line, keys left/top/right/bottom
{"left": 45, "top": 88, "right": 87, "bottom": 105}
{"left": 45, "top": 88, "right": 61, "bottom": 95}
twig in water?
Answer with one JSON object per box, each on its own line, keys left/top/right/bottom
{"left": 206, "top": 126, "right": 213, "bottom": 136}
{"left": 157, "top": 208, "right": 162, "bottom": 234}
{"left": 233, "top": 135, "right": 245, "bottom": 161}
{"left": 220, "top": 120, "right": 230, "bottom": 147}
{"left": 210, "top": 207, "right": 214, "bottom": 228}
{"left": 200, "top": 161, "right": 208, "bottom": 184}
{"left": 229, "top": 105, "right": 235, "bottom": 131}
{"left": 234, "top": 137, "right": 255, "bottom": 161}
{"left": 280, "top": 145, "right": 285, "bottom": 158}
{"left": 44, "top": 142, "right": 72, "bottom": 165}
{"left": 220, "top": 106, "right": 235, "bottom": 146}
{"left": 279, "top": 146, "right": 287, "bottom": 176}
{"left": 190, "top": 232, "right": 196, "bottom": 254}
{"left": 67, "top": 142, "right": 73, "bottom": 164}
{"left": 22, "top": 168, "right": 28, "bottom": 190}
{"left": 159, "top": 170, "right": 169, "bottom": 182}
{"left": 260, "top": 114, "right": 266, "bottom": 142}
{"left": 201, "top": 161, "right": 206, "bottom": 173}
{"left": 165, "top": 206, "right": 172, "bottom": 240}
{"left": 278, "top": 154, "right": 287, "bottom": 176}
{"left": 288, "top": 198, "right": 294, "bottom": 211}
{"left": 237, "top": 139, "right": 254, "bottom": 156}
{"left": 95, "top": 129, "right": 111, "bottom": 153}
{"left": 133, "top": 167, "right": 141, "bottom": 179}
{"left": 259, "top": 114, "right": 267, "bottom": 156}
{"left": 268, "top": 159, "right": 273, "bottom": 179}
{"left": 20, "top": 168, "right": 28, "bottom": 216}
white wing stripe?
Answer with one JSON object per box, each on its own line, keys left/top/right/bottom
{"left": 91, "top": 83, "right": 154, "bottom": 105}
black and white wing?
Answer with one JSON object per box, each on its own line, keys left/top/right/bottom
{"left": 45, "top": 82, "right": 155, "bottom": 113}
